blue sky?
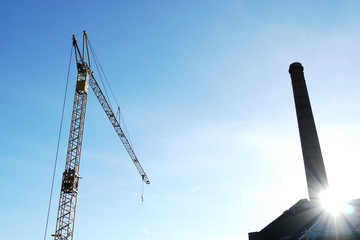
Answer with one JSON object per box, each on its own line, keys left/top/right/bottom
{"left": 1, "top": 1, "right": 360, "bottom": 240}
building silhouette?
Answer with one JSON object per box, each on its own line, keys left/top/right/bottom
{"left": 248, "top": 63, "right": 360, "bottom": 240}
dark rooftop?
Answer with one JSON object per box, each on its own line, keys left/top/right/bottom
{"left": 249, "top": 198, "right": 360, "bottom": 240}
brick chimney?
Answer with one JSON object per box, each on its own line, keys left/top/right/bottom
{"left": 289, "top": 62, "right": 329, "bottom": 202}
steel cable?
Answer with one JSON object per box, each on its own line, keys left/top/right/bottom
{"left": 87, "top": 39, "right": 114, "bottom": 111}
{"left": 87, "top": 38, "right": 135, "bottom": 149}
{"left": 141, "top": 202, "right": 154, "bottom": 240}
{"left": 88, "top": 38, "right": 120, "bottom": 108}
{"left": 43, "top": 46, "right": 73, "bottom": 240}
{"left": 120, "top": 203, "right": 142, "bottom": 240}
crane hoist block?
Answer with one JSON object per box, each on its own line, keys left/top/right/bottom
{"left": 76, "top": 70, "right": 90, "bottom": 94}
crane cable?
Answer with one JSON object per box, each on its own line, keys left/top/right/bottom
{"left": 120, "top": 183, "right": 154, "bottom": 240}
{"left": 43, "top": 45, "right": 73, "bottom": 240}
{"left": 141, "top": 179, "right": 144, "bottom": 201}
{"left": 120, "top": 202, "right": 142, "bottom": 240}
{"left": 87, "top": 38, "right": 116, "bottom": 110}
{"left": 87, "top": 38, "right": 135, "bottom": 149}
{"left": 142, "top": 201, "right": 154, "bottom": 240}
{"left": 120, "top": 181, "right": 145, "bottom": 240}
{"left": 140, "top": 180, "right": 154, "bottom": 240}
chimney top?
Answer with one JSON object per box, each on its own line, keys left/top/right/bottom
{"left": 289, "top": 62, "right": 304, "bottom": 74}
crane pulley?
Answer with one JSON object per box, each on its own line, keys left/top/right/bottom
{"left": 52, "top": 31, "right": 150, "bottom": 240}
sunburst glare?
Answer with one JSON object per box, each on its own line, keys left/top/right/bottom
{"left": 320, "top": 190, "right": 354, "bottom": 215}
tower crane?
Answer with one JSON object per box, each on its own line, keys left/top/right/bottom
{"left": 52, "top": 31, "right": 150, "bottom": 240}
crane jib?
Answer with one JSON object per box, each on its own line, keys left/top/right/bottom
{"left": 88, "top": 75, "right": 150, "bottom": 184}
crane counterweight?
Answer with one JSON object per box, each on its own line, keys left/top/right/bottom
{"left": 75, "top": 70, "right": 90, "bottom": 94}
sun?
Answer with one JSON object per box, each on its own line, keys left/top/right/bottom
{"left": 319, "top": 190, "right": 354, "bottom": 215}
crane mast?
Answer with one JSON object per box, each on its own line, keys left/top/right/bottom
{"left": 52, "top": 31, "right": 149, "bottom": 240}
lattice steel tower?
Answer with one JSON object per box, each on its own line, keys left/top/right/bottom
{"left": 52, "top": 31, "right": 150, "bottom": 240}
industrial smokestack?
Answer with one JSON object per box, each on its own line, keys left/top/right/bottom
{"left": 289, "top": 62, "right": 329, "bottom": 202}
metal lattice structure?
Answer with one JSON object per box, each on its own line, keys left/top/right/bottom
{"left": 52, "top": 31, "right": 149, "bottom": 240}
{"left": 89, "top": 75, "right": 150, "bottom": 184}
{"left": 53, "top": 67, "right": 90, "bottom": 240}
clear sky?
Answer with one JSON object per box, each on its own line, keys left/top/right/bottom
{"left": 1, "top": 1, "right": 360, "bottom": 240}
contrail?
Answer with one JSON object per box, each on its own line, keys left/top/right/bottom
{"left": 190, "top": 179, "right": 214, "bottom": 193}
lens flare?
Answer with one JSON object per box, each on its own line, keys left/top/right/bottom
{"left": 320, "top": 190, "right": 354, "bottom": 215}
